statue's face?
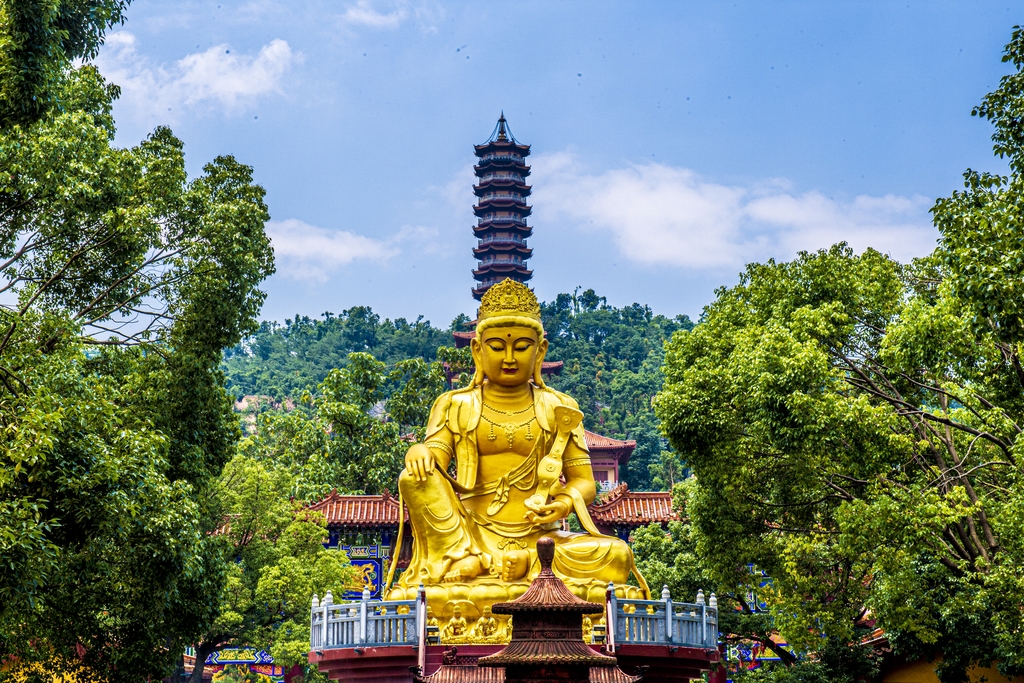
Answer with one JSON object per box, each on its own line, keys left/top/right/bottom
{"left": 473, "top": 325, "right": 547, "bottom": 388}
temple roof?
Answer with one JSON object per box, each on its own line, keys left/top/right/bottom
{"left": 584, "top": 432, "right": 636, "bottom": 466}
{"left": 309, "top": 484, "right": 675, "bottom": 529}
{"left": 416, "top": 663, "right": 640, "bottom": 683}
{"left": 588, "top": 484, "right": 678, "bottom": 526}
{"left": 308, "top": 490, "right": 407, "bottom": 528}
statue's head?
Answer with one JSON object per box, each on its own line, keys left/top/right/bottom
{"left": 471, "top": 279, "right": 548, "bottom": 389}
{"left": 483, "top": 605, "right": 493, "bottom": 616}
{"left": 453, "top": 606, "right": 463, "bottom": 617}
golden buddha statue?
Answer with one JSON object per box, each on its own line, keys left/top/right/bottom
{"left": 385, "top": 279, "right": 648, "bottom": 616}
{"left": 473, "top": 605, "right": 499, "bottom": 641}
{"left": 442, "top": 605, "right": 469, "bottom": 641}
{"left": 582, "top": 615, "right": 594, "bottom": 643}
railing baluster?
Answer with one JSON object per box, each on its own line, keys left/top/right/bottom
{"left": 359, "top": 588, "right": 369, "bottom": 644}
{"left": 708, "top": 593, "right": 718, "bottom": 649}
{"left": 662, "top": 586, "right": 673, "bottom": 644}
{"left": 417, "top": 584, "right": 426, "bottom": 671}
{"left": 696, "top": 589, "right": 706, "bottom": 647}
{"left": 606, "top": 582, "right": 617, "bottom": 654}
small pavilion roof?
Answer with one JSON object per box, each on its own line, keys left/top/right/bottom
{"left": 583, "top": 431, "right": 636, "bottom": 466}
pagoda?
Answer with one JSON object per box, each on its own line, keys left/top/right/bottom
{"left": 471, "top": 113, "right": 533, "bottom": 300}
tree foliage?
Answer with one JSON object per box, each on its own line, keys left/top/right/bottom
{"left": 0, "top": 64, "right": 274, "bottom": 682}
{"left": 188, "top": 455, "right": 355, "bottom": 683}
{"left": 239, "top": 352, "right": 446, "bottom": 500}
{"left": 655, "top": 27, "right": 1024, "bottom": 682}
{"left": 222, "top": 309, "right": 451, "bottom": 400}
{"left": 0, "top": 0, "right": 129, "bottom": 127}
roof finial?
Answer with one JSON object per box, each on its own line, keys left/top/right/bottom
{"left": 536, "top": 536, "right": 554, "bottom": 573}
{"left": 496, "top": 111, "right": 508, "bottom": 141}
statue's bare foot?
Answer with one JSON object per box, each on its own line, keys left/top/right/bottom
{"left": 443, "top": 556, "right": 482, "bottom": 583}
{"left": 501, "top": 550, "right": 530, "bottom": 581}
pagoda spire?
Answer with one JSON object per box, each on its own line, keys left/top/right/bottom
{"left": 496, "top": 111, "right": 508, "bottom": 141}
{"left": 470, "top": 114, "right": 533, "bottom": 301}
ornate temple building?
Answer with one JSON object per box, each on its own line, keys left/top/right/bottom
{"left": 471, "top": 113, "right": 534, "bottom": 301}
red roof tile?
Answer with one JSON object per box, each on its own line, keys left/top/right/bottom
{"left": 541, "top": 360, "right": 563, "bottom": 375}
{"left": 588, "top": 484, "right": 678, "bottom": 526}
{"left": 307, "top": 490, "right": 408, "bottom": 527}
{"left": 584, "top": 431, "right": 635, "bottom": 453}
{"left": 583, "top": 430, "right": 635, "bottom": 468}
{"left": 309, "top": 484, "right": 675, "bottom": 529}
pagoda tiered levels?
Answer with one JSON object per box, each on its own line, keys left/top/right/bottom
{"left": 471, "top": 114, "right": 534, "bottom": 300}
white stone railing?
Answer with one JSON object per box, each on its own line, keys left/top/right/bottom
{"left": 310, "top": 586, "right": 427, "bottom": 667}
{"left": 310, "top": 584, "right": 718, "bottom": 660}
{"left": 605, "top": 584, "right": 718, "bottom": 651}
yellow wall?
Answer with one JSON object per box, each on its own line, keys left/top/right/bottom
{"left": 883, "top": 657, "right": 1023, "bottom": 683}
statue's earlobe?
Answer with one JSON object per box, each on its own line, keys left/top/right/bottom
{"left": 532, "top": 338, "right": 548, "bottom": 389}
{"left": 470, "top": 339, "right": 484, "bottom": 387}
{"left": 533, "top": 357, "right": 546, "bottom": 389}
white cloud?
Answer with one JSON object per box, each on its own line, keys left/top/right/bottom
{"left": 340, "top": 0, "right": 409, "bottom": 28}
{"left": 267, "top": 219, "right": 437, "bottom": 281}
{"left": 531, "top": 153, "right": 937, "bottom": 269}
{"left": 95, "top": 32, "right": 300, "bottom": 120}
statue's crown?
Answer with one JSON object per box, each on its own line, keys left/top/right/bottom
{"left": 478, "top": 279, "right": 541, "bottom": 321}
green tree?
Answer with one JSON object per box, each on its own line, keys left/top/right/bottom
{"left": 733, "top": 638, "right": 878, "bottom": 683}
{"left": 188, "top": 455, "right": 355, "bottom": 683}
{"left": 0, "top": 0, "right": 129, "bottom": 127}
{"left": 240, "top": 351, "right": 446, "bottom": 500}
{"left": 222, "top": 309, "right": 452, "bottom": 400}
{"left": 631, "top": 481, "right": 796, "bottom": 667}
{"left": 0, "top": 65, "right": 274, "bottom": 682}
{"left": 655, "top": 27, "right": 1024, "bottom": 682}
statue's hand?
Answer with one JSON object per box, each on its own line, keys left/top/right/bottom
{"left": 524, "top": 498, "right": 570, "bottom": 525}
{"left": 405, "top": 443, "right": 435, "bottom": 482}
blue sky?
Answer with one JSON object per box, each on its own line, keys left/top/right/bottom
{"left": 95, "top": 1, "right": 1017, "bottom": 327}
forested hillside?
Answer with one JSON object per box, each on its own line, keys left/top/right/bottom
{"left": 221, "top": 289, "right": 693, "bottom": 491}
{"left": 222, "top": 307, "right": 452, "bottom": 399}
{"left": 540, "top": 290, "right": 694, "bottom": 490}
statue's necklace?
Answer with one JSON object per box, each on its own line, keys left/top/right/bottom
{"left": 481, "top": 403, "right": 535, "bottom": 446}
{"left": 482, "top": 402, "right": 533, "bottom": 416}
